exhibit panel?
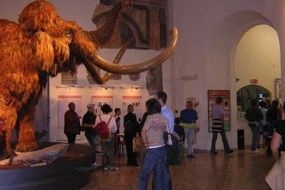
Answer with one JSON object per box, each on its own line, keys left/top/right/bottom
{"left": 49, "top": 85, "right": 149, "bottom": 142}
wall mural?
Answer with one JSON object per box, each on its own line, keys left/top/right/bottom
{"left": 92, "top": 0, "right": 168, "bottom": 94}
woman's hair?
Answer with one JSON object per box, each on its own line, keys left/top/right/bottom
{"left": 101, "top": 104, "right": 112, "bottom": 114}
{"left": 114, "top": 107, "right": 120, "bottom": 113}
{"left": 146, "top": 98, "right": 161, "bottom": 115}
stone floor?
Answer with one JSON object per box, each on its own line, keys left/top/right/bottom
{"left": 81, "top": 148, "right": 275, "bottom": 190}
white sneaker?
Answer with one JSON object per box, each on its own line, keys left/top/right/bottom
{"left": 90, "top": 162, "right": 97, "bottom": 167}
{"left": 251, "top": 150, "right": 259, "bottom": 153}
{"left": 111, "top": 166, "right": 119, "bottom": 171}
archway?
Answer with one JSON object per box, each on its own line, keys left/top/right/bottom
{"left": 234, "top": 24, "right": 281, "bottom": 147}
{"left": 206, "top": 11, "right": 280, "bottom": 149}
{"left": 237, "top": 85, "right": 271, "bottom": 112}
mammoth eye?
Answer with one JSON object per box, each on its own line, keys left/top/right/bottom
{"left": 64, "top": 30, "right": 73, "bottom": 38}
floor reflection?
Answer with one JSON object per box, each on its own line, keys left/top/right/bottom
{"left": 82, "top": 148, "right": 274, "bottom": 190}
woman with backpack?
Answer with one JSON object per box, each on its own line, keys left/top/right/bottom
{"left": 95, "top": 104, "right": 118, "bottom": 171}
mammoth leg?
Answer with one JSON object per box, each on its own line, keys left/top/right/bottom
{"left": 16, "top": 107, "right": 38, "bottom": 152}
{"left": 1, "top": 109, "right": 17, "bottom": 158}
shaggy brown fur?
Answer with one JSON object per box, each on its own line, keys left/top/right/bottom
{"left": 0, "top": 0, "right": 122, "bottom": 156}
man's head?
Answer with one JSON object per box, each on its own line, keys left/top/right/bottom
{"left": 68, "top": 102, "right": 75, "bottom": 111}
{"left": 127, "top": 104, "right": 134, "bottom": 113}
{"left": 87, "top": 103, "right": 94, "bottom": 113}
{"left": 186, "top": 101, "right": 193, "bottom": 110}
{"left": 156, "top": 91, "right": 167, "bottom": 106}
{"left": 216, "top": 97, "right": 223, "bottom": 105}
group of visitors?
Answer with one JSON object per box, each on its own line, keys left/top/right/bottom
{"left": 178, "top": 96, "right": 233, "bottom": 158}
{"left": 63, "top": 92, "right": 236, "bottom": 189}
{"left": 245, "top": 99, "right": 282, "bottom": 155}
{"left": 63, "top": 91, "right": 173, "bottom": 189}
{"left": 64, "top": 102, "right": 119, "bottom": 170}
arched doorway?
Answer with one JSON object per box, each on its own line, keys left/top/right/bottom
{"left": 237, "top": 85, "right": 271, "bottom": 111}
{"left": 234, "top": 24, "right": 281, "bottom": 147}
{"left": 205, "top": 11, "right": 281, "bottom": 149}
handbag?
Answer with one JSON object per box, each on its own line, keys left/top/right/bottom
{"left": 133, "top": 135, "right": 143, "bottom": 153}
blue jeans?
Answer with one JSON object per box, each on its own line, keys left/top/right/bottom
{"left": 138, "top": 146, "right": 172, "bottom": 190}
{"left": 184, "top": 128, "right": 196, "bottom": 155}
{"left": 249, "top": 124, "right": 260, "bottom": 151}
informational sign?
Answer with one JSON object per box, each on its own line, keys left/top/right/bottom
{"left": 208, "top": 90, "right": 230, "bottom": 132}
{"left": 122, "top": 96, "right": 144, "bottom": 122}
{"left": 91, "top": 95, "right": 114, "bottom": 114}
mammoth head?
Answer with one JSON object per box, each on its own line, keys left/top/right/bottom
{"left": 18, "top": 0, "right": 178, "bottom": 81}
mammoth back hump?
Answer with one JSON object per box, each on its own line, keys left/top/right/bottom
{"left": 0, "top": 20, "right": 24, "bottom": 44}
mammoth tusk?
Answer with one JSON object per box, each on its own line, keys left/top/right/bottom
{"left": 88, "top": 27, "right": 178, "bottom": 75}
{"left": 84, "top": 38, "right": 134, "bottom": 84}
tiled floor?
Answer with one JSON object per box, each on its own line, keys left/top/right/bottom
{"left": 82, "top": 149, "right": 275, "bottom": 190}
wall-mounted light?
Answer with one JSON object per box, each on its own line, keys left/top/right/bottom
{"left": 56, "top": 84, "right": 84, "bottom": 88}
{"left": 131, "top": 86, "right": 144, "bottom": 89}
{"left": 101, "top": 86, "right": 115, "bottom": 90}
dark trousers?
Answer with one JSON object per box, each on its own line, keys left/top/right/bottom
{"left": 211, "top": 128, "right": 231, "bottom": 153}
{"left": 138, "top": 146, "right": 172, "bottom": 190}
{"left": 85, "top": 133, "right": 97, "bottom": 163}
{"left": 65, "top": 133, "right": 76, "bottom": 144}
{"left": 166, "top": 143, "right": 179, "bottom": 165}
{"left": 100, "top": 140, "right": 115, "bottom": 167}
{"left": 249, "top": 124, "right": 260, "bottom": 151}
{"left": 114, "top": 133, "right": 120, "bottom": 154}
{"left": 125, "top": 134, "right": 137, "bottom": 165}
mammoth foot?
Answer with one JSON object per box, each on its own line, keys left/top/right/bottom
{"left": 15, "top": 141, "right": 38, "bottom": 152}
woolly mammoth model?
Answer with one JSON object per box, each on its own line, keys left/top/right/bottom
{"left": 0, "top": 0, "right": 178, "bottom": 157}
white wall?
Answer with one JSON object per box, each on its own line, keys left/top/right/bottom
{"left": 234, "top": 25, "right": 281, "bottom": 146}
{"left": 234, "top": 25, "right": 281, "bottom": 94}
{"left": 172, "top": 0, "right": 284, "bottom": 150}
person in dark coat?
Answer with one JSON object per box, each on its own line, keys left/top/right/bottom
{"left": 245, "top": 99, "right": 263, "bottom": 152}
{"left": 124, "top": 104, "right": 139, "bottom": 166}
{"left": 174, "top": 117, "right": 185, "bottom": 164}
{"left": 82, "top": 103, "right": 97, "bottom": 166}
{"left": 64, "top": 102, "right": 80, "bottom": 144}
{"left": 114, "top": 107, "right": 121, "bottom": 154}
